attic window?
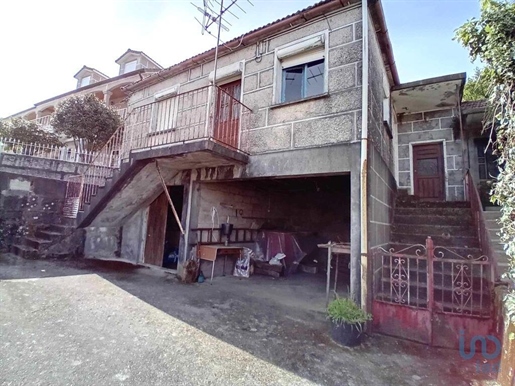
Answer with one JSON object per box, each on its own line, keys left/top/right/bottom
{"left": 80, "top": 76, "right": 91, "bottom": 87}
{"left": 124, "top": 60, "right": 137, "bottom": 74}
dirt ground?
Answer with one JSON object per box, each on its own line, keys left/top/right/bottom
{"left": 0, "top": 253, "right": 500, "bottom": 386}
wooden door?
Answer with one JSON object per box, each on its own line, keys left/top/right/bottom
{"left": 413, "top": 143, "right": 445, "bottom": 201}
{"left": 214, "top": 80, "right": 241, "bottom": 148}
{"left": 144, "top": 192, "right": 168, "bottom": 266}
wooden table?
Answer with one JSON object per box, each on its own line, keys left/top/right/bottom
{"left": 198, "top": 245, "right": 244, "bottom": 283}
{"left": 318, "top": 243, "right": 351, "bottom": 303}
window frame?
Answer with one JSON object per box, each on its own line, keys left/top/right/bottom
{"left": 80, "top": 76, "right": 91, "bottom": 87}
{"left": 281, "top": 59, "right": 325, "bottom": 103}
{"left": 124, "top": 59, "right": 138, "bottom": 74}
{"left": 273, "top": 31, "right": 329, "bottom": 105}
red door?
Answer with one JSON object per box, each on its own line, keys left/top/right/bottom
{"left": 214, "top": 80, "right": 241, "bottom": 148}
{"left": 413, "top": 143, "right": 445, "bottom": 201}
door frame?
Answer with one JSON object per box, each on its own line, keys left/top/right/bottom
{"left": 409, "top": 139, "right": 448, "bottom": 200}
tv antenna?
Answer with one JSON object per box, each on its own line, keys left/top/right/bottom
{"left": 192, "top": 0, "right": 253, "bottom": 86}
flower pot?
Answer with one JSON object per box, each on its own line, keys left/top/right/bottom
{"left": 330, "top": 320, "right": 363, "bottom": 347}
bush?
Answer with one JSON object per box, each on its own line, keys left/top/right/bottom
{"left": 327, "top": 297, "right": 372, "bottom": 325}
{"left": 51, "top": 94, "right": 122, "bottom": 152}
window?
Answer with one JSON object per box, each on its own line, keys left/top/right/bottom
{"left": 80, "top": 76, "right": 90, "bottom": 87}
{"left": 282, "top": 59, "right": 324, "bottom": 103}
{"left": 476, "top": 139, "right": 499, "bottom": 180}
{"left": 275, "top": 34, "right": 327, "bottom": 104}
{"left": 124, "top": 60, "right": 137, "bottom": 74}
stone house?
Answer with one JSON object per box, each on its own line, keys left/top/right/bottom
{"left": 7, "top": 0, "right": 505, "bottom": 342}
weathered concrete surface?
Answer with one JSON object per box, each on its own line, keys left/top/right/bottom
{"left": 0, "top": 254, "right": 497, "bottom": 386}
{"left": 0, "top": 153, "right": 84, "bottom": 251}
{"left": 0, "top": 274, "right": 313, "bottom": 386}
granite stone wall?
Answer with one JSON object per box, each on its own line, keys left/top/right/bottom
{"left": 397, "top": 108, "right": 464, "bottom": 200}
{"left": 0, "top": 153, "right": 85, "bottom": 251}
{"left": 128, "top": 5, "right": 363, "bottom": 158}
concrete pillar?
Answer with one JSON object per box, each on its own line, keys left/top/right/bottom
{"left": 104, "top": 90, "right": 112, "bottom": 106}
{"left": 178, "top": 170, "right": 201, "bottom": 278}
{"left": 350, "top": 145, "right": 362, "bottom": 304}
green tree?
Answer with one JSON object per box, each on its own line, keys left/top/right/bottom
{"left": 51, "top": 94, "right": 122, "bottom": 152}
{"left": 463, "top": 67, "right": 493, "bottom": 101}
{"left": 0, "top": 118, "right": 60, "bottom": 146}
{"left": 456, "top": 0, "right": 515, "bottom": 275}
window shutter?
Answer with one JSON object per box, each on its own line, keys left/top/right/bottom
{"left": 276, "top": 34, "right": 325, "bottom": 60}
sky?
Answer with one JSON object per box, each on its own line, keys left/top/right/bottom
{"left": 0, "top": 0, "right": 481, "bottom": 118}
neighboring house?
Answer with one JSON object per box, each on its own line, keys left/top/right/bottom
{"left": 3, "top": 49, "right": 163, "bottom": 151}
{"left": 8, "top": 0, "right": 505, "bottom": 349}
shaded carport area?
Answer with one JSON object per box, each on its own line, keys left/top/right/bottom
{"left": 0, "top": 254, "right": 495, "bottom": 386}
{"left": 191, "top": 175, "right": 353, "bottom": 301}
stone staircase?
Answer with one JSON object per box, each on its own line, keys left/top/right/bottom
{"left": 374, "top": 196, "right": 491, "bottom": 316}
{"left": 391, "top": 197, "right": 481, "bottom": 256}
{"left": 10, "top": 221, "right": 76, "bottom": 259}
{"left": 483, "top": 207, "right": 511, "bottom": 274}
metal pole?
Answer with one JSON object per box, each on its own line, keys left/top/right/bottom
{"left": 210, "top": 0, "right": 224, "bottom": 136}
{"left": 155, "top": 160, "right": 185, "bottom": 235}
{"left": 326, "top": 243, "right": 332, "bottom": 305}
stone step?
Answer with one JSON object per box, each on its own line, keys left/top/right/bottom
{"left": 35, "top": 229, "right": 64, "bottom": 242}
{"left": 394, "top": 214, "right": 472, "bottom": 226}
{"left": 10, "top": 244, "right": 39, "bottom": 259}
{"left": 395, "top": 207, "right": 472, "bottom": 217}
{"left": 395, "top": 195, "right": 470, "bottom": 208}
{"left": 23, "top": 237, "right": 51, "bottom": 250}
{"left": 483, "top": 211, "right": 501, "bottom": 220}
{"left": 494, "top": 252, "right": 511, "bottom": 265}
{"left": 392, "top": 224, "right": 475, "bottom": 237}
{"left": 391, "top": 233, "right": 479, "bottom": 248}
{"left": 395, "top": 199, "right": 470, "bottom": 209}
{"left": 46, "top": 224, "right": 74, "bottom": 233}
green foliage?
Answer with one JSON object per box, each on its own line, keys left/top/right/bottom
{"left": 456, "top": 0, "right": 515, "bottom": 274}
{"left": 327, "top": 297, "right": 372, "bottom": 325}
{"left": 463, "top": 67, "right": 493, "bottom": 101}
{"left": 51, "top": 94, "right": 122, "bottom": 152}
{"left": 0, "top": 118, "right": 60, "bottom": 146}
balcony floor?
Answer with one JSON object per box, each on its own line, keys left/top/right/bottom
{"left": 129, "top": 138, "right": 249, "bottom": 168}
{"left": 80, "top": 139, "right": 248, "bottom": 228}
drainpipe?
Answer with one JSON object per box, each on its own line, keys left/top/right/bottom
{"left": 359, "top": 0, "right": 369, "bottom": 311}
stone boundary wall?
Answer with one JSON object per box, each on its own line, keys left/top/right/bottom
{"left": 0, "top": 153, "right": 86, "bottom": 250}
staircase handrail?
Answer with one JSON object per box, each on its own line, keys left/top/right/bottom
{"left": 464, "top": 169, "right": 498, "bottom": 280}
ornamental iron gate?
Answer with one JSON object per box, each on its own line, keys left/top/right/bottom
{"left": 372, "top": 237, "right": 496, "bottom": 349}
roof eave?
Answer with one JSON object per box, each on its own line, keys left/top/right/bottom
{"left": 28, "top": 68, "right": 151, "bottom": 109}
{"left": 126, "top": 0, "right": 361, "bottom": 92}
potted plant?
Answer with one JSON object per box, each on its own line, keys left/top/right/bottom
{"left": 327, "top": 297, "right": 372, "bottom": 347}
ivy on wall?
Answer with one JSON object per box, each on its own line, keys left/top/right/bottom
{"left": 456, "top": 0, "right": 515, "bottom": 283}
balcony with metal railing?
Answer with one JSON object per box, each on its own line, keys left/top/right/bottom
{"left": 64, "top": 85, "right": 252, "bottom": 219}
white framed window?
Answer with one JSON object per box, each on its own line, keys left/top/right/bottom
{"left": 124, "top": 59, "right": 138, "bottom": 74}
{"left": 274, "top": 33, "right": 327, "bottom": 104}
{"left": 80, "top": 76, "right": 91, "bottom": 87}
{"left": 151, "top": 84, "right": 181, "bottom": 133}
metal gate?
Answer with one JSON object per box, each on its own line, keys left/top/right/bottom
{"left": 371, "top": 237, "right": 496, "bottom": 348}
